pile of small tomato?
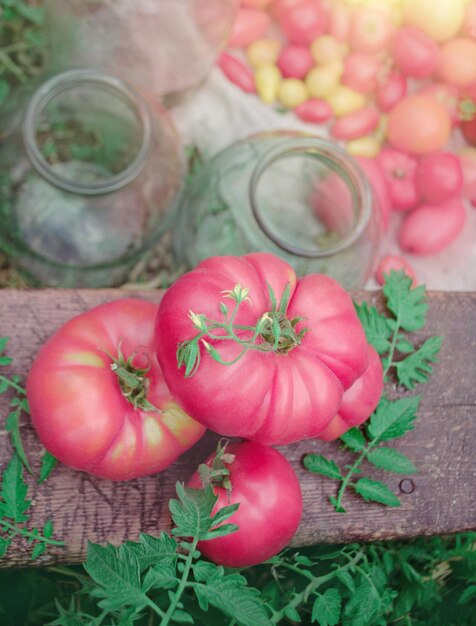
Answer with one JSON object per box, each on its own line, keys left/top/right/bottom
{"left": 26, "top": 252, "right": 383, "bottom": 567}
{"left": 219, "top": 0, "right": 476, "bottom": 282}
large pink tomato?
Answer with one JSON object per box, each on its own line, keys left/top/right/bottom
{"left": 155, "top": 253, "right": 372, "bottom": 445}
{"left": 187, "top": 441, "right": 303, "bottom": 568}
{"left": 27, "top": 299, "right": 205, "bottom": 480}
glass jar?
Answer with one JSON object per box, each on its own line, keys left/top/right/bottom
{"left": 0, "top": 69, "right": 182, "bottom": 287}
{"left": 173, "top": 132, "right": 382, "bottom": 289}
{"left": 43, "top": 0, "right": 238, "bottom": 107}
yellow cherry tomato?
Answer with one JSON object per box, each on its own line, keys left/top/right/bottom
{"left": 346, "top": 136, "right": 382, "bottom": 158}
{"left": 327, "top": 86, "right": 366, "bottom": 117}
{"left": 305, "top": 62, "right": 343, "bottom": 99}
{"left": 247, "top": 39, "right": 281, "bottom": 68}
{"left": 310, "top": 35, "right": 348, "bottom": 65}
{"left": 255, "top": 64, "right": 282, "bottom": 104}
{"left": 401, "top": 0, "right": 465, "bottom": 42}
{"left": 277, "top": 78, "right": 309, "bottom": 108}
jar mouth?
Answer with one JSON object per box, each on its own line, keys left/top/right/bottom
{"left": 22, "top": 69, "right": 152, "bottom": 195}
{"left": 249, "top": 136, "right": 374, "bottom": 259}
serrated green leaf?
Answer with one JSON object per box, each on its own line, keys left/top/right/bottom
{"left": 192, "top": 574, "right": 271, "bottom": 626}
{"left": 395, "top": 336, "right": 443, "bottom": 390}
{"left": 293, "top": 554, "right": 314, "bottom": 566}
{"left": 142, "top": 564, "right": 178, "bottom": 591}
{"left": 303, "top": 454, "right": 342, "bottom": 480}
{"left": 129, "top": 532, "right": 177, "bottom": 571}
{"left": 0, "top": 453, "right": 31, "bottom": 522}
{"left": 201, "top": 522, "right": 239, "bottom": 540}
{"left": 31, "top": 542, "right": 46, "bottom": 560}
{"left": 169, "top": 483, "right": 216, "bottom": 539}
{"left": 193, "top": 561, "right": 221, "bottom": 583}
{"left": 335, "top": 569, "right": 355, "bottom": 593}
{"left": 284, "top": 605, "right": 301, "bottom": 622}
{"left": 458, "top": 585, "right": 476, "bottom": 605}
{"left": 6, "top": 409, "right": 33, "bottom": 475}
{"left": 47, "top": 598, "right": 95, "bottom": 626}
{"left": 84, "top": 542, "right": 149, "bottom": 612}
{"left": 209, "top": 502, "right": 239, "bottom": 528}
{"left": 354, "top": 301, "right": 393, "bottom": 355}
{"left": 0, "top": 537, "right": 10, "bottom": 558}
{"left": 312, "top": 588, "right": 341, "bottom": 626}
{"left": 172, "top": 609, "right": 194, "bottom": 623}
{"left": 367, "top": 447, "right": 418, "bottom": 475}
{"left": 396, "top": 339, "right": 414, "bottom": 354}
{"left": 38, "top": 451, "right": 58, "bottom": 483}
{"left": 340, "top": 428, "right": 367, "bottom": 452}
{"left": 367, "top": 396, "right": 420, "bottom": 442}
{"left": 43, "top": 518, "right": 54, "bottom": 539}
{"left": 383, "top": 270, "right": 427, "bottom": 332}
{"left": 354, "top": 478, "right": 400, "bottom": 507}
{"left": 343, "top": 580, "right": 381, "bottom": 626}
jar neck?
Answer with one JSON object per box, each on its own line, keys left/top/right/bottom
{"left": 248, "top": 136, "right": 374, "bottom": 259}
{"left": 22, "top": 69, "right": 152, "bottom": 195}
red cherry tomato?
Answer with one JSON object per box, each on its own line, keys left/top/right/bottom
{"left": 295, "top": 98, "right": 332, "bottom": 123}
{"left": 26, "top": 300, "right": 205, "bottom": 480}
{"left": 377, "top": 148, "right": 419, "bottom": 212}
{"left": 399, "top": 199, "right": 466, "bottom": 255}
{"left": 391, "top": 26, "right": 440, "bottom": 79}
{"left": 187, "top": 441, "right": 303, "bottom": 567}
{"left": 342, "top": 52, "right": 382, "bottom": 94}
{"left": 386, "top": 95, "right": 452, "bottom": 155}
{"left": 375, "top": 255, "right": 417, "bottom": 286}
{"left": 277, "top": 45, "right": 314, "bottom": 79}
{"left": 376, "top": 70, "right": 407, "bottom": 112}
{"left": 278, "top": 0, "right": 329, "bottom": 45}
{"left": 415, "top": 152, "right": 464, "bottom": 204}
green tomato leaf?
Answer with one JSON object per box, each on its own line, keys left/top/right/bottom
{"left": 312, "top": 588, "right": 341, "bottom": 626}
{"left": 31, "top": 542, "right": 46, "bottom": 560}
{"left": 193, "top": 561, "right": 222, "bottom": 583}
{"left": 458, "top": 585, "right": 476, "bottom": 605}
{"left": 354, "top": 301, "right": 393, "bottom": 355}
{"left": 343, "top": 580, "right": 381, "bottom": 626}
{"left": 38, "top": 451, "right": 58, "bottom": 483}
{"left": 83, "top": 542, "right": 149, "bottom": 612}
{"left": 383, "top": 270, "right": 427, "bottom": 332}
{"left": 142, "top": 564, "right": 178, "bottom": 591}
{"left": 0, "top": 537, "right": 11, "bottom": 559}
{"left": 284, "top": 605, "right": 302, "bottom": 622}
{"left": 192, "top": 574, "right": 271, "bottom": 626}
{"left": 5, "top": 409, "right": 33, "bottom": 475}
{"left": 0, "top": 453, "right": 31, "bottom": 522}
{"left": 395, "top": 336, "right": 443, "bottom": 390}
{"left": 353, "top": 478, "right": 400, "bottom": 507}
{"left": 367, "top": 396, "right": 420, "bottom": 442}
{"left": 335, "top": 570, "right": 355, "bottom": 593}
{"left": 340, "top": 428, "right": 367, "bottom": 452}
{"left": 303, "top": 454, "right": 343, "bottom": 480}
{"left": 171, "top": 609, "right": 194, "bottom": 623}
{"left": 396, "top": 339, "right": 414, "bottom": 354}
{"left": 129, "top": 532, "right": 177, "bottom": 571}
{"left": 366, "top": 447, "right": 418, "bottom": 475}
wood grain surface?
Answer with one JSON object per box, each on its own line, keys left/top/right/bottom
{"left": 0, "top": 288, "right": 475, "bottom": 568}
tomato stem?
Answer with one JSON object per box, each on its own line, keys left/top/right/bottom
{"left": 159, "top": 537, "right": 199, "bottom": 626}
{"left": 108, "top": 343, "right": 159, "bottom": 412}
{"left": 177, "top": 283, "right": 308, "bottom": 378}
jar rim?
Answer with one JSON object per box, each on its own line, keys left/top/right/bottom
{"left": 22, "top": 69, "right": 152, "bottom": 195}
{"left": 248, "top": 135, "right": 374, "bottom": 259}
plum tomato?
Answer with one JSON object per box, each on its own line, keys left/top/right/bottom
{"left": 375, "top": 255, "right": 417, "bottom": 287}
{"left": 187, "top": 441, "right": 303, "bottom": 568}
{"left": 155, "top": 253, "right": 372, "bottom": 445}
{"left": 318, "top": 346, "right": 383, "bottom": 441}
{"left": 391, "top": 26, "right": 440, "bottom": 79}
{"left": 458, "top": 147, "right": 476, "bottom": 201}
{"left": 331, "top": 105, "right": 380, "bottom": 140}
{"left": 375, "top": 70, "right": 407, "bottom": 112}
{"left": 415, "top": 152, "right": 464, "bottom": 204}
{"left": 401, "top": 0, "right": 465, "bottom": 43}
{"left": 278, "top": 0, "right": 329, "bottom": 46}
{"left": 386, "top": 95, "right": 452, "bottom": 155}
{"left": 438, "top": 38, "right": 476, "bottom": 88}
{"left": 218, "top": 53, "right": 256, "bottom": 93}
{"left": 294, "top": 98, "right": 332, "bottom": 123}
{"left": 26, "top": 299, "right": 205, "bottom": 480}
{"left": 399, "top": 198, "right": 466, "bottom": 255}
{"left": 377, "top": 147, "right": 419, "bottom": 212}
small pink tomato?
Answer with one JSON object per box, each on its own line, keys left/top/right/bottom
{"left": 420, "top": 82, "right": 460, "bottom": 127}
{"left": 279, "top": 0, "right": 329, "bottom": 46}
{"left": 375, "top": 255, "right": 417, "bottom": 286}
{"left": 218, "top": 53, "right": 255, "bottom": 93}
{"left": 391, "top": 26, "right": 440, "bottom": 79}
{"left": 277, "top": 45, "right": 314, "bottom": 79}
{"left": 458, "top": 147, "right": 476, "bottom": 201}
{"left": 357, "top": 156, "right": 392, "bottom": 231}
{"left": 349, "top": 8, "right": 393, "bottom": 54}
{"left": 376, "top": 71, "right": 407, "bottom": 112}
{"left": 438, "top": 38, "right": 476, "bottom": 88}
{"left": 329, "top": 1, "right": 353, "bottom": 42}
{"left": 331, "top": 106, "right": 380, "bottom": 140}
{"left": 342, "top": 52, "right": 382, "bottom": 94}
{"left": 228, "top": 8, "right": 270, "bottom": 48}
{"left": 377, "top": 148, "right": 419, "bottom": 212}
{"left": 386, "top": 95, "right": 452, "bottom": 155}
{"left": 295, "top": 98, "right": 332, "bottom": 123}
{"left": 415, "top": 152, "right": 464, "bottom": 204}
{"left": 399, "top": 199, "right": 466, "bottom": 255}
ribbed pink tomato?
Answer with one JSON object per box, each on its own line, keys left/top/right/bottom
{"left": 155, "top": 253, "right": 372, "bottom": 445}
{"left": 27, "top": 299, "right": 205, "bottom": 480}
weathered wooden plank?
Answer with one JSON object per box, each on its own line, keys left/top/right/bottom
{"left": 0, "top": 288, "right": 475, "bottom": 568}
